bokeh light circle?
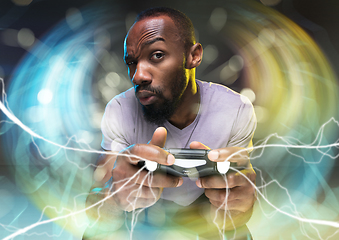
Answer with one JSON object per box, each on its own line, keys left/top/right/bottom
{"left": 1, "top": 0, "right": 339, "bottom": 239}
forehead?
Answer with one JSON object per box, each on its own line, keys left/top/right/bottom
{"left": 124, "top": 16, "right": 180, "bottom": 54}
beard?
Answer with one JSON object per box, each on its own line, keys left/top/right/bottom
{"left": 136, "top": 68, "right": 187, "bottom": 125}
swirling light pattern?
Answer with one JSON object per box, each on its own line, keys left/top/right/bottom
{"left": 214, "top": 2, "right": 339, "bottom": 239}
{"left": 1, "top": 4, "right": 132, "bottom": 238}
{"left": 0, "top": 0, "right": 338, "bottom": 239}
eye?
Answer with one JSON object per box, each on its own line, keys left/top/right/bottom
{"left": 126, "top": 61, "right": 135, "bottom": 66}
{"left": 151, "top": 52, "right": 164, "bottom": 62}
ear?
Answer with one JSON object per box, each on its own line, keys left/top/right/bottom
{"left": 186, "top": 43, "right": 203, "bottom": 69}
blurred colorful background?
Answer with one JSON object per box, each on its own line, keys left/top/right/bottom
{"left": 0, "top": 0, "right": 339, "bottom": 239}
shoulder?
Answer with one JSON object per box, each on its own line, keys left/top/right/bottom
{"left": 105, "top": 87, "right": 138, "bottom": 111}
{"left": 103, "top": 87, "right": 140, "bottom": 124}
{"left": 197, "top": 80, "right": 252, "bottom": 108}
{"left": 198, "top": 79, "right": 239, "bottom": 97}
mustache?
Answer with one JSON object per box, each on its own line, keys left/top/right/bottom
{"left": 135, "top": 85, "right": 162, "bottom": 95}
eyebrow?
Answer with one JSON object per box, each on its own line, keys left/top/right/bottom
{"left": 124, "top": 37, "right": 165, "bottom": 62}
{"left": 142, "top": 37, "right": 165, "bottom": 46}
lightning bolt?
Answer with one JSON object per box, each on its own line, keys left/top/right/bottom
{"left": 213, "top": 167, "right": 339, "bottom": 240}
{"left": 1, "top": 163, "right": 150, "bottom": 240}
{"left": 1, "top": 76, "right": 339, "bottom": 240}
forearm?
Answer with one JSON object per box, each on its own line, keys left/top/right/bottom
{"left": 84, "top": 187, "right": 125, "bottom": 238}
{"left": 170, "top": 195, "right": 253, "bottom": 239}
{"left": 210, "top": 205, "right": 253, "bottom": 231}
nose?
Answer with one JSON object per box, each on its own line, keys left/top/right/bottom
{"left": 131, "top": 62, "right": 152, "bottom": 86}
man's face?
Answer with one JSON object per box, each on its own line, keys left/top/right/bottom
{"left": 124, "top": 16, "right": 188, "bottom": 124}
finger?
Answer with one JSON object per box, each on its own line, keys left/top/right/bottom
{"left": 113, "top": 159, "right": 145, "bottom": 182}
{"left": 136, "top": 172, "right": 183, "bottom": 188}
{"left": 189, "top": 141, "right": 210, "bottom": 150}
{"left": 208, "top": 147, "right": 249, "bottom": 166}
{"left": 196, "top": 175, "right": 230, "bottom": 189}
{"left": 197, "top": 169, "right": 255, "bottom": 189}
{"left": 234, "top": 167, "right": 257, "bottom": 184}
{"left": 148, "top": 127, "right": 167, "bottom": 148}
{"left": 224, "top": 171, "right": 253, "bottom": 188}
{"left": 208, "top": 189, "right": 255, "bottom": 212}
{"left": 205, "top": 186, "right": 253, "bottom": 203}
{"left": 113, "top": 163, "right": 183, "bottom": 188}
{"left": 127, "top": 144, "right": 175, "bottom": 165}
{"left": 205, "top": 188, "right": 231, "bottom": 203}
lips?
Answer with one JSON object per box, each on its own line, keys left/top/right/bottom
{"left": 136, "top": 91, "right": 157, "bottom": 105}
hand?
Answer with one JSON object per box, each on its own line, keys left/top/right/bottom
{"left": 111, "top": 127, "right": 183, "bottom": 211}
{"left": 190, "top": 142, "right": 256, "bottom": 229}
{"left": 85, "top": 127, "right": 183, "bottom": 236}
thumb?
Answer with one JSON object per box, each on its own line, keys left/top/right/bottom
{"left": 148, "top": 127, "right": 167, "bottom": 148}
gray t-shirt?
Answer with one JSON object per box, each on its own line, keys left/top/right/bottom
{"left": 101, "top": 80, "right": 256, "bottom": 206}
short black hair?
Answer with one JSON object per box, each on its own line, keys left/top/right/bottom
{"left": 135, "top": 7, "right": 196, "bottom": 51}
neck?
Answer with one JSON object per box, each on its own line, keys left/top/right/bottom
{"left": 168, "top": 79, "right": 200, "bottom": 129}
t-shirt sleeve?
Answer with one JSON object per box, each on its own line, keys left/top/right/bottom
{"left": 101, "top": 99, "right": 130, "bottom": 151}
{"left": 227, "top": 97, "right": 257, "bottom": 150}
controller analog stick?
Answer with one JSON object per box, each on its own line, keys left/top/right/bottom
{"left": 217, "top": 161, "right": 230, "bottom": 174}
{"left": 145, "top": 160, "right": 157, "bottom": 172}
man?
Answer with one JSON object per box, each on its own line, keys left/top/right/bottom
{"left": 84, "top": 7, "right": 256, "bottom": 240}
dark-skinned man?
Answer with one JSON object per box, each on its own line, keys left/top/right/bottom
{"left": 84, "top": 7, "right": 257, "bottom": 240}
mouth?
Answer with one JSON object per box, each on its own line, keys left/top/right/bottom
{"left": 136, "top": 91, "right": 157, "bottom": 106}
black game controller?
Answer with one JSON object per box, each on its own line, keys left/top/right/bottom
{"left": 138, "top": 148, "right": 242, "bottom": 178}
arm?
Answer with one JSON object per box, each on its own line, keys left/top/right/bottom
{"left": 84, "top": 128, "right": 183, "bottom": 238}
{"left": 189, "top": 143, "right": 256, "bottom": 231}
{"left": 191, "top": 99, "right": 257, "bottom": 231}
